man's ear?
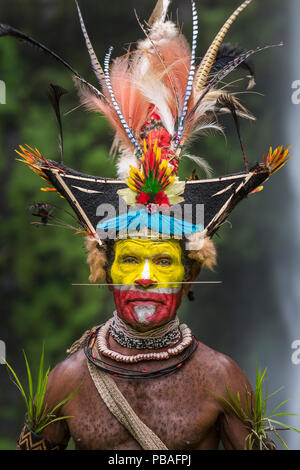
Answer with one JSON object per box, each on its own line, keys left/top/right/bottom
{"left": 182, "top": 261, "right": 201, "bottom": 296}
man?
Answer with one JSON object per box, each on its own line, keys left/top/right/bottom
{"left": 7, "top": 0, "right": 289, "bottom": 450}
{"left": 19, "top": 237, "right": 254, "bottom": 450}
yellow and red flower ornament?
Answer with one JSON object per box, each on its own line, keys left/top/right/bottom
{"left": 118, "top": 137, "right": 185, "bottom": 210}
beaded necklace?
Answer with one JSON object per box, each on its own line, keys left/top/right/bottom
{"left": 97, "top": 318, "right": 193, "bottom": 363}
{"left": 109, "top": 311, "right": 181, "bottom": 350}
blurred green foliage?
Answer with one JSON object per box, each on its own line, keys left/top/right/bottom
{"left": 0, "top": 0, "right": 290, "bottom": 449}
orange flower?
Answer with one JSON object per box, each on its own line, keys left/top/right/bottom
{"left": 263, "top": 145, "right": 292, "bottom": 175}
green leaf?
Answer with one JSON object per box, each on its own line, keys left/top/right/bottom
{"left": 35, "top": 416, "right": 73, "bottom": 434}
{"left": 268, "top": 399, "right": 291, "bottom": 418}
{"left": 209, "top": 364, "right": 300, "bottom": 450}
{"left": 208, "top": 389, "right": 243, "bottom": 420}
{"left": 5, "top": 360, "right": 29, "bottom": 414}
{"left": 269, "top": 419, "right": 300, "bottom": 434}
{"left": 48, "top": 384, "right": 81, "bottom": 416}
{"left": 36, "top": 342, "right": 45, "bottom": 399}
{"left": 5, "top": 344, "right": 80, "bottom": 434}
{"left": 22, "top": 350, "right": 33, "bottom": 417}
{"left": 272, "top": 429, "right": 289, "bottom": 450}
{"left": 266, "top": 386, "right": 284, "bottom": 401}
{"left": 36, "top": 367, "right": 50, "bottom": 419}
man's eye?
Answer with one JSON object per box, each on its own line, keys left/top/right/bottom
{"left": 154, "top": 258, "right": 172, "bottom": 267}
{"left": 122, "top": 256, "right": 139, "bottom": 264}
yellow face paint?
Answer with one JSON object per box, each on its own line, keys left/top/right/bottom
{"left": 110, "top": 239, "right": 185, "bottom": 289}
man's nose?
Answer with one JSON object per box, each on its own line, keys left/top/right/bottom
{"left": 135, "top": 278, "right": 157, "bottom": 288}
{"left": 135, "top": 259, "right": 157, "bottom": 288}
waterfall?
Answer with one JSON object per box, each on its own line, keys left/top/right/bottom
{"left": 279, "top": 0, "right": 300, "bottom": 450}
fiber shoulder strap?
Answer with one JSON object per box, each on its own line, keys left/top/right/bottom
{"left": 86, "top": 359, "right": 168, "bottom": 450}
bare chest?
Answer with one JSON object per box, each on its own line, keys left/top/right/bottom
{"left": 65, "top": 361, "right": 221, "bottom": 450}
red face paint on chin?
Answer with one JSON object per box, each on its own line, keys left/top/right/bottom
{"left": 113, "top": 287, "right": 183, "bottom": 330}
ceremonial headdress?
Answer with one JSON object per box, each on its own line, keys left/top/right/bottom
{"left": 1, "top": 0, "right": 291, "bottom": 281}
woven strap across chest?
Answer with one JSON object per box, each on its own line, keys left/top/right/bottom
{"left": 87, "top": 358, "right": 168, "bottom": 450}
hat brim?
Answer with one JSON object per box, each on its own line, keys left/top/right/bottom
{"left": 42, "top": 161, "right": 269, "bottom": 242}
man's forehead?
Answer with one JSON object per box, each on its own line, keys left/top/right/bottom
{"left": 114, "top": 238, "right": 182, "bottom": 255}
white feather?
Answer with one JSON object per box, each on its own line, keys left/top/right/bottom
{"left": 134, "top": 70, "right": 174, "bottom": 135}
{"left": 148, "top": 0, "right": 171, "bottom": 26}
{"left": 116, "top": 148, "right": 139, "bottom": 179}
{"left": 138, "top": 21, "right": 179, "bottom": 52}
{"left": 192, "top": 122, "right": 225, "bottom": 136}
{"left": 182, "top": 154, "right": 213, "bottom": 178}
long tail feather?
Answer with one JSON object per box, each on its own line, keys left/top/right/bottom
{"left": 176, "top": 0, "right": 198, "bottom": 144}
{"left": 0, "top": 22, "right": 104, "bottom": 100}
{"left": 103, "top": 47, "right": 142, "bottom": 155}
{"left": 0, "top": 23, "right": 78, "bottom": 74}
{"left": 74, "top": 0, "right": 106, "bottom": 86}
{"left": 188, "top": 43, "right": 283, "bottom": 124}
{"left": 195, "top": 0, "right": 253, "bottom": 90}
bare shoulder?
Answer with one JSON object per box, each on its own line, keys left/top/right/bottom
{"left": 45, "top": 349, "right": 88, "bottom": 407}
{"left": 192, "top": 341, "right": 252, "bottom": 395}
{"left": 48, "top": 349, "right": 87, "bottom": 381}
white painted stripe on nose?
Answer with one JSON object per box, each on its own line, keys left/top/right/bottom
{"left": 141, "top": 259, "right": 150, "bottom": 280}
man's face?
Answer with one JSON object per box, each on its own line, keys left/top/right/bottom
{"left": 110, "top": 239, "right": 185, "bottom": 331}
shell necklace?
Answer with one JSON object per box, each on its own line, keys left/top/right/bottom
{"left": 96, "top": 317, "right": 193, "bottom": 363}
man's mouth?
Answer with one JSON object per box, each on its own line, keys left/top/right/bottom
{"left": 124, "top": 291, "right": 165, "bottom": 305}
{"left": 127, "top": 298, "right": 163, "bottom": 305}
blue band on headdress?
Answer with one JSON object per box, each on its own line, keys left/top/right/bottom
{"left": 96, "top": 209, "right": 203, "bottom": 237}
